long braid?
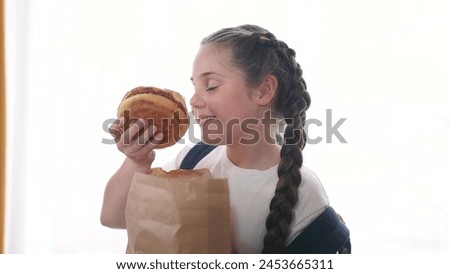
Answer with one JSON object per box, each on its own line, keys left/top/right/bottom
{"left": 261, "top": 36, "right": 311, "bottom": 253}
{"left": 201, "top": 25, "right": 311, "bottom": 253}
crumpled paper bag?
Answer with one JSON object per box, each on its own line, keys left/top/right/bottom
{"left": 125, "top": 169, "right": 231, "bottom": 253}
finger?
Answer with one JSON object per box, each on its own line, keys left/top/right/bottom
{"left": 109, "top": 117, "right": 124, "bottom": 142}
{"left": 121, "top": 118, "right": 146, "bottom": 146}
{"left": 139, "top": 133, "right": 164, "bottom": 155}
{"left": 148, "top": 150, "right": 156, "bottom": 162}
{"left": 152, "top": 132, "right": 164, "bottom": 144}
{"left": 137, "top": 125, "right": 157, "bottom": 146}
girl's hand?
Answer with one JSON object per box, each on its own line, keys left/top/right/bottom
{"left": 109, "top": 117, "right": 163, "bottom": 167}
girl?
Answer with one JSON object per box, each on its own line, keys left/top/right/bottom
{"left": 101, "top": 25, "right": 350, "bottom": 254}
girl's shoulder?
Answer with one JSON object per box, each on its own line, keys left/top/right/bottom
{"left": 299, "top": 166, "right": 329, "bottom": 199}
{"left": 288, "top": 166, "right": 330, "bottom": 244}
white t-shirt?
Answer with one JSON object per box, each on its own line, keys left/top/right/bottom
{"left": 163, "top": 144, "right": 329, "bottom": 254}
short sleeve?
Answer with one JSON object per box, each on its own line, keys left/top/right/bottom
{"left": 286, "top": 167, "right": 330, "bottom": 245}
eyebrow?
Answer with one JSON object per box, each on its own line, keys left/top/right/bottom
{"left": 190, "top": 71, "right": 224, "bottom": 83}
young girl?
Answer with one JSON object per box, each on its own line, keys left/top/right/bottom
{"left": 101, "top": 25, "right": 350, "bottom": 254}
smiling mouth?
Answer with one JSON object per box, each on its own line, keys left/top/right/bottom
{"left": 197, "top": 116, "right": 217, "bottom": 127}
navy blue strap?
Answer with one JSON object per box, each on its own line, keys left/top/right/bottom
{"left": 286, "top": 207, "right": 351, "bottom": 254}
{"left": 180, "top": 142, "right": 217, "bottom": 169}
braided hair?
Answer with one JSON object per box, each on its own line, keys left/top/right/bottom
{"left": 202, "top": 25, "right": 311, "bottom": 253}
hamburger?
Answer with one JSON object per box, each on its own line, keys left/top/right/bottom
{"left": 117, "top": 86, "right": 189, "bottom": 149}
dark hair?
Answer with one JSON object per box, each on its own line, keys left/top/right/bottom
{"left": 202, "top": 25, "right": 311, "bottom": 253}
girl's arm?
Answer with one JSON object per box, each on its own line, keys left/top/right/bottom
{"left": 100, "top": 118, "right": 162, "bottom": 228}
{"left": 100, "top": 157, "right": 152, "bottom": 228}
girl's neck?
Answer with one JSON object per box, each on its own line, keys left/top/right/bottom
{"left": 226, "top": 142, "right": 280, "bottom": 170}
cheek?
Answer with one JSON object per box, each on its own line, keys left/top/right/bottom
{"left": 210, "top": 85, "right": 255, "bottom": 120}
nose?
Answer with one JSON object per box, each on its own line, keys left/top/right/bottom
{"left": 189, "top": 89, "right": 206, "bottom": 109}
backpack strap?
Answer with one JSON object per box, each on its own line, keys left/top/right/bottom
{"left": 180, "top": 142, "right": 217, "bottom": 169}
{"left": 286, "top": 206, "right": 351, "bottom": 254}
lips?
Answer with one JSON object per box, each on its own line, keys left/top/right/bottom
{"left": 196, "top": 115, "right": 217, "bottom": 127}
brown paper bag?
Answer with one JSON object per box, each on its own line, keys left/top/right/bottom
{"left": 125, "top": 169, "right": 231, "bottom": 254}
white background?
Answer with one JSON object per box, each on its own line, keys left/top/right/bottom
{"left": 5, "top": 0, "right": 450, "bottom": 253}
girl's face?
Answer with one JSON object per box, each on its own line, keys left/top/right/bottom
{"left": 190, "top": 44, "right": 263, "bottom": 146}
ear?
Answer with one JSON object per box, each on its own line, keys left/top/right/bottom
{"left": 254, "top": 74, "right": 278, "bottom": 106}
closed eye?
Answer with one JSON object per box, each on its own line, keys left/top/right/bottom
{"left": 206, "top": 86, "right": 218, "bottom": 92}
